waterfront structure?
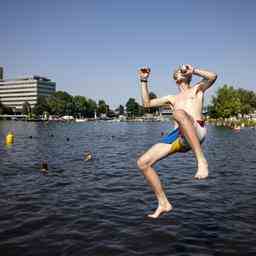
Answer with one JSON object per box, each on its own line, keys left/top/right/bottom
{"left": 0, "top": 67, "right": 56, "bottom": 112}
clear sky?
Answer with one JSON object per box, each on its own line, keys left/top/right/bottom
{"left": 1, "top": 0, "right": 256, "bottom": 108}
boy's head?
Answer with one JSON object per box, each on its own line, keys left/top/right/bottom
{"left": 173, "top": 68, "right": 192, "bottom": 85}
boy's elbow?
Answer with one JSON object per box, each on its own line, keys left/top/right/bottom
{"left": 211, "top": 73, "right": 218, "bottom": 83}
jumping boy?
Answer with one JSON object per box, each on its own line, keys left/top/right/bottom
{"left": 137, "top": 64, "right": 217, "bottom": 218}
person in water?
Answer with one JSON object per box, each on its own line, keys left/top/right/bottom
{"left": 137, "top": 64, "right": 217, "bottom": 218}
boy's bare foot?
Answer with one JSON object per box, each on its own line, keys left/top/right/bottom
{"left": 148, "top": 202, "right": 173, "bottom": 219}
{"left": 194, "top": 160, "right": 208, "bottom": 179}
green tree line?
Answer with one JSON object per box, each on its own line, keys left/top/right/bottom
{"left": 0, "top": 90, "right": 160, "bottom": 118}
{"left": 33, "top": 91, "right": 109, "bottom": 118}
{"left": 208, "top": 85, "right": 256, "bottom": 118}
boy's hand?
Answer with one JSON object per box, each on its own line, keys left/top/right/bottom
{"left": 181, "top": 64, "right": 194, "bottom": 77}
{"left": 139, "top": 67, "right": 151, "bottom": 80}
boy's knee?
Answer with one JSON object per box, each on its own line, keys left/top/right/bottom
{"left": 173, "top": 109, "right": 187, "bottom": 121}
{"left": 137, "top": 157, "right": 150, "bottom": 171}
{"left": 137, "top": 158, "right": 145, "bottom": 170}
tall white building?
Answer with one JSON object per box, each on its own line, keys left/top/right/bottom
{"left": 0, "top": 67, "right": 56, "bottom": 112}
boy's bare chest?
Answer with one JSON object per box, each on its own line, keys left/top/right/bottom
{"left": 175, "top": 90, "right": 197, "bottom": 104}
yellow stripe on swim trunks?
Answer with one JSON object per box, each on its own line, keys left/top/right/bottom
{"left": 170, "top": 138, "right": 183, "bottom": 153}
{"left": 161, "top": 127, "right": 183, "bottom": 153}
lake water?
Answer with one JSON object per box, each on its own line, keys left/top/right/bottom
{"left": 0, "top": 121, "right": 256, "bottom": 256}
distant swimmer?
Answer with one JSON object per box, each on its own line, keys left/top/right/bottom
{"left": 41, "top": 160, "right": 48, "bottom": 173}
{"left": 84, "top": 151, "right": 92, "bottom": 161}
{"left": 137, "top": 64, "right": 217, "bottom": 218}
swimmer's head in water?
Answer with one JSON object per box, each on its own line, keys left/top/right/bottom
{"left": 41, "top": 160, "right": 48, "bottom": 172}
{"left": 84, "top": 151, "right": 92, "bottom": 161}
{"left": 173, "top": 68, "right": 192, "bottom": 85}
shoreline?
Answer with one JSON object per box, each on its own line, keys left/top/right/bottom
{"left": 207, "top": 118, "right": 256, "bottom": 128}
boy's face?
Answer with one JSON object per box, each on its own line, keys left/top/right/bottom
{"left": 175, "top": 70, "right": 192, "bottom": 84}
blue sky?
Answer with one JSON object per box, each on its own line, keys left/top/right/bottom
{"left": 1, "top": 0, "right": 256, "bottom": 108}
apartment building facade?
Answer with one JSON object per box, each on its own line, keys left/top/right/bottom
{"left": 0, "top": 67, "right": 56, "bottom": 112}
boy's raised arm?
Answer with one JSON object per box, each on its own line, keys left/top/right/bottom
{"left": 138, "top": 67, "right": 175, "bottom": 108}
{"left": 193, "top": 67, "right": 217, "bottom": 92}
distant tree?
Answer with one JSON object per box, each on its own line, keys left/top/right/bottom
{"left": 22, "top": 101, "right": 31, "bottom": 115}
{"left": 208, "top": 85, "right": 242, "bottom": 118}
{"left": 86, "top": 98, "right": 97, "bottom": 117}
{"left": 97, "top": 100, "right": 109, "bottom": 115}
{"left": 47, "top": 91, "right": 73, "bottom": 116}
{"left": 126, "top": 98, "right": 142, "bottom": 117}
{"left": 54, "top": 91, "right": 73, "bottom": 102}
{"left": 33, "top": 96, "right": 50, "bottom": 116}
{"left": 73, "top": 96, "right": 88, "bottom": 117}
{"left": 66, "top": 101, "right": 75, "bottom": 116}
{"left": 237, "top": 88, "right": 256, "bottom": 115}
{"left": 208, "top": 85, "right": 256, "bottom": 118}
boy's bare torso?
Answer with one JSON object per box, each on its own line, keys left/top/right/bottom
{"left": 170, "top": 84, "right": 204, "bottom": 122}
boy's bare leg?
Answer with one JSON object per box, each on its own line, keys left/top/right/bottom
{"left": 173, "top": 109, "right": 208, "bottom": 179}
{"left": 137, "top": 143, "right": 173, "bottom": 218}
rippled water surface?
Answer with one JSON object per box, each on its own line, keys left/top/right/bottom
{"left": 0, "top": 121, "right": 256, "bottom": 256}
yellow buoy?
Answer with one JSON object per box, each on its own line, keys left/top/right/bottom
{"left": 5, "top": 131, "right": 14, "bottom": 145}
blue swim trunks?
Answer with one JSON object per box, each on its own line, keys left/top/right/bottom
{"left": 161, "top": 120, "right": 206, "bottom": 153}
